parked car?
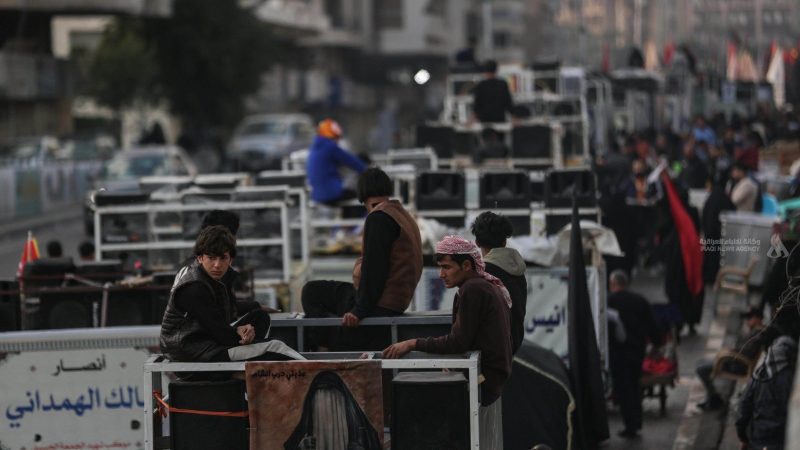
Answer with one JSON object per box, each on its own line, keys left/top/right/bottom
{"left": 226, "top": 113, "right": 316, "bottom": 171}
{"left": 84, "top": 146, "right": 198, "bottom": 234}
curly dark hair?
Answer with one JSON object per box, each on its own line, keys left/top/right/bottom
{"left": 470, "top": 211, "right": 513, "bottom": 249}
{"left": 194, "top": 225, "right": 237, "bottom": 258}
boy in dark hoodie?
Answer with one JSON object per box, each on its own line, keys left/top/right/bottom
{"left": 471, "top": 212, "right": 527, "bottom": 354}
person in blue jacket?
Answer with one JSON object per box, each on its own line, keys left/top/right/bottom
{"left": 307, "top": 118, "right": 367, "bottom": 204}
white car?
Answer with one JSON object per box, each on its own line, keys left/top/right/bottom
{"left": 227, "top": 113, "right": 316, "bottom": 171}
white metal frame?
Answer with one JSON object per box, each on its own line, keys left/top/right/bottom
{"left": 93, "top": 200, "right": 292, "bottom": 283}
{"left": 143, "top": 351, "right": 482, "bottom": 449}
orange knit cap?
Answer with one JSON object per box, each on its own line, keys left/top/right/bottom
{"left": 318, "top": 119, "right": 342, "bottom": 139}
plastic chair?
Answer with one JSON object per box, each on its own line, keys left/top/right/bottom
{"left": 713, "top": 255, "right": 759, "bottom": 315}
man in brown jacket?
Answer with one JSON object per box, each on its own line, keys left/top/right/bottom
{"left": 382, "top": 235, "right": 512, "bottom": 407}
{"left": 301, "top": 167, "right": 423, "bottom": 350}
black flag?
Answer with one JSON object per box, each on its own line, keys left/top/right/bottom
{"left": 567, "top": 198, "right": 610, "bottom": 449}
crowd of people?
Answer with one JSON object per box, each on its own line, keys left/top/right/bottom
{"left": 155, "top": 109, "right": 800, "bottom": 448}
{"left": 597, "top": 109, "right": 800, "bottom": 446}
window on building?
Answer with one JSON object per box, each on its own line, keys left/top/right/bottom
{"left": 325, "top": 0, "right": 344, "bottom": 28}
{"left": 376, "top": 0, "right": 403, "bottom": 29}
{"left": 426, "top": 0, "right": 446, "bottom": 18}
{"left": 493, "top": 32, "right": 510, "bottom": 48}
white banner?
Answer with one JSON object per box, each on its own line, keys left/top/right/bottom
{"left": 523, "top": 268, "right": 605, "bottom": 363}
{"left": 0, "top": 347, "right": 150, "bottom": 450}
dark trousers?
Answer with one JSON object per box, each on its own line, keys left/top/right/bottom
{"left": 610, "top": 350, "right": 644, "bottom": 431}
{"left": 232, "top": 309, "right": 271, "bottom": 342}
{"left": 301, "top": 280, "right": 401, "bottom": 351}
{"left": 181, "top": 309, "right": 272, "bottom": 381}
{"left": 696, "top": 359, "right": 718, "bottom": 399}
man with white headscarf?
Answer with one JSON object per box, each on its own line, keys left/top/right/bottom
{"left": 383, "top": 235, "right": 512, "bottom": 449}
{"left": 383, "top": 235, "right": 512, "bottom": 407}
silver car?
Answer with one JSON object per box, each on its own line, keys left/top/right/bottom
{"left": 227, "top": 113, "right": 316, "bottom": 171}
{"left": 84, "top": 146, "right": 198, "bottom": 234}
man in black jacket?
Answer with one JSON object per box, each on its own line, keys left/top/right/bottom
{"left": 471, "top": 211, "right": 527, "bottom": 354}
{"left": 736, "top": 335, "right": 797, "bottom": 450}
{"left": 607, "top": 269, "right": 663, "bottom": 438}
{"left": 160, "top": 226, "right": 270, "bottom": 371}
{"left": 471, "top": 60, "right": 514, "bottom": 125}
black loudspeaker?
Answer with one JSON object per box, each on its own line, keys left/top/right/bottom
{"left": 416, "top": 126, "right": 455, "bottom": 158}
{"left": 256, "top": 170, "right": 306, "bottom": 188}
{"left": 512, "top": 125, "right": 552, "bottom": 159}
{"left": 453, "top": 131, "right": 478, "bottom": 156}
{"left": 93, "top": 190, "right": 149, "bottom": 206}
{"left": 479, "top": 171, "right": 531, "bottom": 209}
{"left": 416, "top": 171, "right": 465, "bottom": 211}
{"left": 544, "top": 169, "right": 597, "bottom": 208}
{"left": 100, "top": 212, "right": 148, "bottom": 244}
{"left": 169, "top": 380, "right": 248, "bottom": 450}
{"left": 0, "top": 279, "right": 19, "bottom": 331}
{"left": 506, "top": 214, "right": 531, "bottom": 236}
{"left": 392, "top": 372, "right": 469, "bottom": 450}
{"left": 75, "top": 260, "right": 124, "bottom": 283}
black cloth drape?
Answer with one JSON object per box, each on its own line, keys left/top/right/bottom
{"left": 503, "top": 341, "right": 574, "bottom": 449}
{"left": 567, "top": 200, "right": 610, "bottom": 449}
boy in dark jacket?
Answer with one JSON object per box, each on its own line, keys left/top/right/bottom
{"left": 736, "top": 335, "right": 797, "bottom": 450}
{"left": 471, "top": 211, "right": 527, "bottom": 354}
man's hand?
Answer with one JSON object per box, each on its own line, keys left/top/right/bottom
{"left": 236, "top": 324, "right": 255, "bottom": 345}
{"left": 382, "top": 340, "right": 415, "bottom": 359}
{"left": 342, "top": 312, "right": 360, "bottom": 328}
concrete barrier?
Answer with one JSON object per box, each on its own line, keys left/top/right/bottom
{"left": 0, "top": 159, "right": 101, "bottom": 222}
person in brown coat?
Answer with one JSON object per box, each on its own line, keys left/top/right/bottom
{"left": 301, "top": 167, "right": 423, "bottom": 350}
{"left": 383, "top": 235, "right": 512, "bottom": 407}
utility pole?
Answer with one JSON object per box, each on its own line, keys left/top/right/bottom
{"left": 755, "top": 0, "right": 763, "bottom": 74}
{"left": 633, "top": 0, "right": 643, "bottom": 49}
{"left": 482, "top": 0, "right": 494, "bottom": 60}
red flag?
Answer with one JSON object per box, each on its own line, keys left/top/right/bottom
{"left": 661, "top": 173, "right": 703, "bottom": 296}
{"left": 663, "top": 41, "right": 675, "bottom": 66}
{"left": 16, "top": 231, "right": 40, "bottom": 278}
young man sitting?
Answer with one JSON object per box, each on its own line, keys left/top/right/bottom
{"left": 160, "top": 226, "right": 295, "bottom": 378}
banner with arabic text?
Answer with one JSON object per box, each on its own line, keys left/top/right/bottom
{"left": 0, "top": 347, "right": 149, "bottom": 450}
